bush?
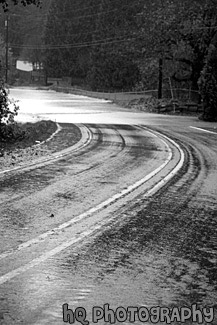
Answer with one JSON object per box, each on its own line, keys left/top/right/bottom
{"left": 0, "top": 81, "right": 19, "bottom": 125}
{"left": 0, "top": 81, "right": 20, "bottom": 140}
{"left": 0, "top": 123, "right": 25, "bottom": 142}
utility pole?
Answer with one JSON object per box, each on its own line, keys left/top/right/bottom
{"left": 158, "top": 57, "right": 163, "bottom": 99}
{"left": 5, "top": 14, "right": 9, "bottom": 84}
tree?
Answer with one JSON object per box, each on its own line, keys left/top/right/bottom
{"left": 43, "top": 0, "right": 143, "bottom": 90}
{"left": 86, "top": 0, "right": 142, "bottom": 91}
{"left": 198, "top": 34, "right": 217, "bottom": 120}
{"left": 43, "top": 0, "right": 100, "bottom": 81}
{"left": 42, "top": 0, "right": 217, "bottom": 120}
{"left": 0, "top": 0, "right": 41, "bottom": 12}
{"left": 87, "top": 51, "right": 140, "bottom": 91}
{"left": 136, "top": 0, "right": 217, "bottom": 110}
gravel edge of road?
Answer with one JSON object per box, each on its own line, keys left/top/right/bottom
{"left": 0, "top": 123, "right": 86, "bottom": 175}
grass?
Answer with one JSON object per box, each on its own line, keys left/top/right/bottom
{"left": 0, "top": 120, "right": 57, "bottom": 170}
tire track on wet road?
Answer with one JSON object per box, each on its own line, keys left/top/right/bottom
{"left": 0, "top": 125, "right": 127, "bottom": 204}
{"left": 41, "top": 126, "right": 216, "bottom": 325}
{"left": 0, "top": 126, "right": 184, "bottom": 285}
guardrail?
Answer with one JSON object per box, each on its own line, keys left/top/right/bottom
{"left": 51, "top": 86, "right": 154, "bottom": 102}
{"left": 51, "top": 86, "right": 200, "bottom": 104}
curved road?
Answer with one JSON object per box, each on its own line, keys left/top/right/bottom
{"left": 0, "top": 88, "right": 216, "bottom": 324}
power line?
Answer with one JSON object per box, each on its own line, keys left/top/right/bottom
{"left": 10, "top": 36, "right": 139, "bottom": 50}
{"left": 0, "top": 1, "right": 141, "bottom": 37}
{"left": 9, "top": 22, "right": 134, "bottom": 40}
{"left": 39, "top": 2, "right": 140, "bottom": 24}
{"left": 4, "top": 2, "right": 140, "bottom": 43}
{"left": 49, "top": 4, "right": 140, "bottom": 23}
{"left": 8, "top": 21, "right": 217, "bottom": 49}
{"left": 2, "top": 1, "right": 216, "bottom": 55}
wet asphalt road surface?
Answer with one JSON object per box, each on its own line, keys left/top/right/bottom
{"left": 0, "top": 88, "right": 217, "bottom": 324}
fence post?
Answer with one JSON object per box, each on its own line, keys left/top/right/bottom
{"left": 189, "top": 85, "right": 191, "bottom": 101}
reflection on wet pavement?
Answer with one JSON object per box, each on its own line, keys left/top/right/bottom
{"left": 0, "top": 89, "right": 216, "bottom": 325}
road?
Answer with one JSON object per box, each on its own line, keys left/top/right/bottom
{"left": 0, "top": 88, "right": 216, "bottom": 325}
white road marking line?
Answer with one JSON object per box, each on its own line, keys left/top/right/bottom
{"left": 77, "top": 289, "right": 92, "bottom": 293}
{"left": 34, "top": 123, "right": 62, "bottom": 147}
{"left": 0, "top": 230, "right": 89, "bottom": 285}
{"left": 0, "top": 128, "right": 184, "bottom": 285}
{"left": 0, "top": 131, "right": 172, "bottom": 261}
{"left": 190, "top": 126, "right": 217, "bottom": 134}
{"left": 141, "top": 128, "right": 185, "bottom": 195}
{"left": 0, "top": 224, "right": 104, "bottom": 285}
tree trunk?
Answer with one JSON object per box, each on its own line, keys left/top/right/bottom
{"left": 158, "top": 57, "right": 163, "bottom": 99}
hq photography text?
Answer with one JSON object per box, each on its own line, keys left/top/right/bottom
{"left": 62, "top": 303, "right": 214, "bottom": 324}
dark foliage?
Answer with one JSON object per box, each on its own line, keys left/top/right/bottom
{"left": 198, "top": 44, "right": 217, "bottom": 121}
{"left": 1, "top": 0, "right": 217, "bottom": 120}
{"left": 0, "top": 0, "right": 41, "bottom": 11}
{"left": 0, "top": 81, "right": 19, "bottom": 140}
{"left": 0, "top": 82, "right": 19, "bottom": 124}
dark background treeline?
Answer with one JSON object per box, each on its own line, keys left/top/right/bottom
{"left": 0, "top": 0, "right": 217, "bottom": 118}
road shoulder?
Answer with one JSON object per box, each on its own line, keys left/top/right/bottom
{"left": 0, "top": 123, "right": 83, "bottom": 174}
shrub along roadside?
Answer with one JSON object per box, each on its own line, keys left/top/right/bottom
{"left": 0, "top": 120, "right": 57, "bottom": 154}
{"left": 0, "top": 82, "right": 19, "bottom": 125}
{"left": 0, "top": 81, "right": 57, "bottom": 154}
{"left": 0, "top": 120, "right": 57, "bottom": 169}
